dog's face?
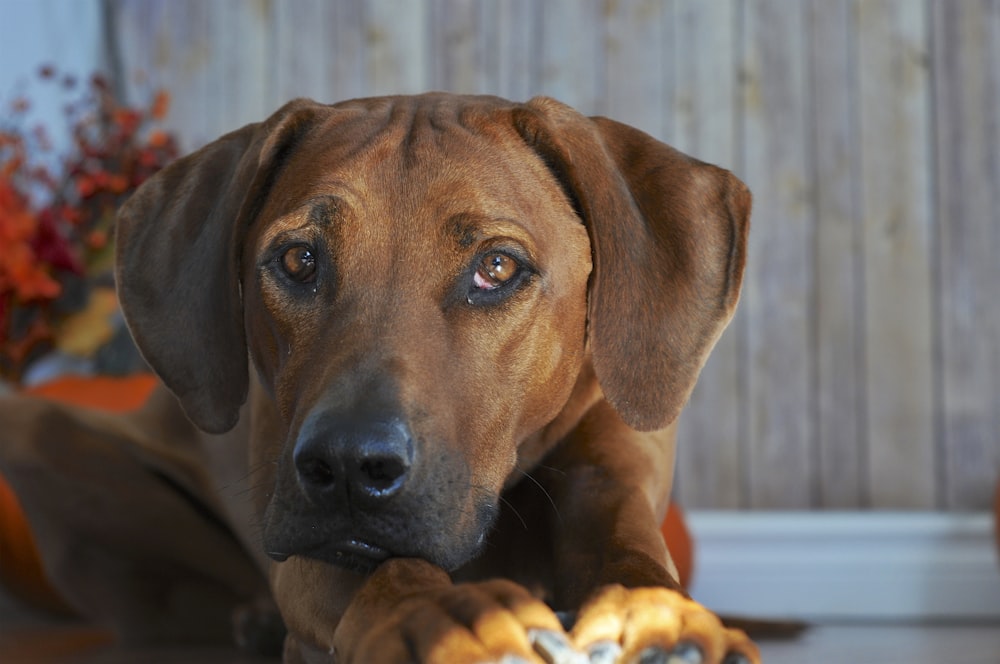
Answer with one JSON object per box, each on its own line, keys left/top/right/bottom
{"left": 241, "top": 107, "right": 592, "bottom": 571}
{"left": 115, "top": 94, "right": 749, "bottom": 577}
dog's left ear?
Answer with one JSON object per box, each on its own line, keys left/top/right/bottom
{"left": 514, "top": 97, "right": 750, "bottom": 432}
{"left": 116, "top": 99, "right": 325, "bottom": 433}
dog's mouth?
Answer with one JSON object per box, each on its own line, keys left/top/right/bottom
{"left": 267, "top": 537, "right": 393, "bottom": 573}
{"left": 261, "top": 480, "right": 500, "bottom": 574}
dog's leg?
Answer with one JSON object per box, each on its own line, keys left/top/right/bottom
{"left": 535, "top": 403, "right": 760, "bottom": 664}
{"left": 0, "top": 395, "right": 268, "bottom": 646}
{"left": 272, "top": 555, "right": 572, "bottom": 664}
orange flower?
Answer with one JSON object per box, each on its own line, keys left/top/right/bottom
{"left": 0, "top": 180, "right": 36, "bottom": 243}
{"left": 86, "top": 229, "right": 107, "bottom": 250}
{"left": 0, "top": 243, "right": 61, "bottom": 302}
{"left": 150, "top": 90, "right": 170, "bottom": 120}
{"left": 113, "top": 109, "right": 141, "bottom": 136}
{"left": 147, "top": 130, "right": 170, "bottom": 149}
{"left": 107, "top": 174, "right": 129, "bottom": 194}
{"left": 76, "top": 175, "right": 97, "bottom": 199}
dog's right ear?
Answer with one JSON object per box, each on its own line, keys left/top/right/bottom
{"left": 116, "top": 99, "right": 323, "bottom": 434}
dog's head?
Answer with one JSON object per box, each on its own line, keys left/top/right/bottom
{"left": 116, "top": 94, "right": 749, "bottom": 574}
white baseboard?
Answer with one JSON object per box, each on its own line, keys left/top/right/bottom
{"left": 685, "top": 511, "right": 1000, "bottom": 621}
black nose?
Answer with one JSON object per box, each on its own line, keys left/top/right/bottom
{"left": 293, "top": 415, "right": 414, "bottom": 506}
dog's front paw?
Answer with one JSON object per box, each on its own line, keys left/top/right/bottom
{"left": 564, "top": 586, "right": 759, "bottom": 664}
{"left": 345, "top": 579, "right": 567, "bottom": 664}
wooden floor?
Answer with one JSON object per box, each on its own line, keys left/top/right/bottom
{"left": 3, "top": 591, "right": 999, "bottom": 663}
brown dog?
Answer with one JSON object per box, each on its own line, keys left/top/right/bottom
{"left": 0, "top": 94, "right": 755, "bottom": 663}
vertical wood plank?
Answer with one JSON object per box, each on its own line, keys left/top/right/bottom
{"left": 536, "top": 0, "right": 603, "bottom": 113}
{"left": 112, "top": 0, "right": 158, "bottom": 101}
{"left": 741, "top": 0, "right": 815, "bottom": 508}
{"left": 207, "top": 0, "right": 271, "bottom": 134}
{"left": 856, "top": 0, "right": 936, "bottom": 508}
{"left": 931, "top": 0, "right": 1000, "bottom": 509}
{"left": 271, "top": 0, "right": 328, "bottom": 103}
{"left": 483, "top": 0, "right": 538, "bottom": 101}
{"left": 427, "top": 0, "right": 484, "bottom": 93}
{"left": 671, "top": 0, "right": 744, "bottom": 509}
{"left": 113, "top": 0, "right": 213, "bottom": 150}
{"left": 367, "top": 0, "right": 430, "bottom": 95}
{"left": 329, "top": 0, "right": 367, "bottom": 100}
{"left": 603, "top": 0, "right": 666, "bottom": 136}
{"left": 809, "top": 0, "right": 866, "bottom": 508}
{"left": 156, "top": 0, "right": 215, "bottom": 151}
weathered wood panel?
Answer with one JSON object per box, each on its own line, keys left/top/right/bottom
{"left": 536, "top": 0, "right": 604, "bottom": 113}
{"left": 931, "top": 0, "right": 1000, "bottom": 509}
{"left": 271, "top": 0, "right": 337, "bottom": 103}
{"left": 481, "top": 0, "right": 539, "bottom": 101}
{"left": 367, "top": 0, "right": 431, "bottom": 96}
{"left": 857, "top": 0, "right": 936, "bottom": 508}
{"left": 427, "top": 0, "right": 482, "bottom": 93}
{"left": 809, "top": 0, "right": 866, "bottom": 508}
{"left": 603, "top": 0, "right": 667, "bottom": 133}
{"left": 25, "top": 0, "right": 996, "bottom": 511}
{"left": 741, "top": 0, "right": 815, "bottom": 508}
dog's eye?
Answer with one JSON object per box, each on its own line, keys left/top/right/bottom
{"left": 464, "top": 251, "right": 532, "bottom": 307}
{"left": 473, "top": 253, "right": 518, "bottom": 291}
{"left": 281, "top": 245, "right": 317, "bottom": 283}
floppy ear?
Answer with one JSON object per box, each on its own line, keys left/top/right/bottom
{"left": 115, "top": 99, "right": 324, "bottom": 434}
{"left": 514, "top": 97, "right": 750, "bottom": 432}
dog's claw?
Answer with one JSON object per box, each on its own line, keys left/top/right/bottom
{"left": 530, "top": 629, "right": 588, "bottom": 664}
{"left": 634, "top": 646, "right": 668, "bottom": 664}
{"left": 666, "top": 642, "right": 704, "bottom": 664}
{"left": 634, "top": 641, "right": 703, "bottom": 664}
{"left": 587, "top": 640, "right": 622, "bottom": 664}
{"left": 499, "top": 656, "right": 532, "bottom": 664}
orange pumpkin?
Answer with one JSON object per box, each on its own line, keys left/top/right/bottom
{"left": 0, "top": 471, "right": 72, "bottom": 614}
{"left": 0, "top": 373, "right": 157, "bottom": 613}
{"left": 661, "top": 503, "right": 694, "bottom": 589}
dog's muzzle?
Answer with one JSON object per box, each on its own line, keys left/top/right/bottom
{"left": 262, "top": 406, "right": 497, "bottom": 573}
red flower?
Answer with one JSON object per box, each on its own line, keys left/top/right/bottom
{"left": 32, "top": 209, "right": 83, "bottom": 275}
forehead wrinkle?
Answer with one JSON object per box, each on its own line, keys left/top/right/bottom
{"left": 444, "top": 213, "right": 538, "bottom": 255}
{"left": 255, "top": 195, "right": 350, "bottom": 248}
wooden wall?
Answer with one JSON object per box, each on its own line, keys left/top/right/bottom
{"left": 101, "top": 0, "right": 999, "bottom": 511}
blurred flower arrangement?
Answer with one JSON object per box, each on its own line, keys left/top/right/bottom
{"left": 0, "top": 66, "right": 178, "bottom": 383}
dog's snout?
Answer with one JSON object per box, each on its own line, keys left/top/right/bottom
{"left": 293, "top": 416, "right": 414, "bottom": 506}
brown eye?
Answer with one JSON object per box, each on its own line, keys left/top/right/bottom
{"left": 281, "top": 245, "right": 316, "bottom": 283}
{"left": 473, "top": 253, "right": 518, "bottom": 290}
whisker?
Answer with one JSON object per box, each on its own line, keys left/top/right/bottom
{"left": 498, "top": 494, "right": 528, "bottom": 531}
{"left": 516, "top": 468, "right": 563, "bottom": 527}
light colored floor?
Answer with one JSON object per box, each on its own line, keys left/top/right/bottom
{"left": 4, "top": 591, "right": 1000, "bottom": 663}
{"left": 757, "top": 623, "right": 1000, "bottom": 664}
{"left": 5, "top": 622, "right": 1000, "bottom": 663}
